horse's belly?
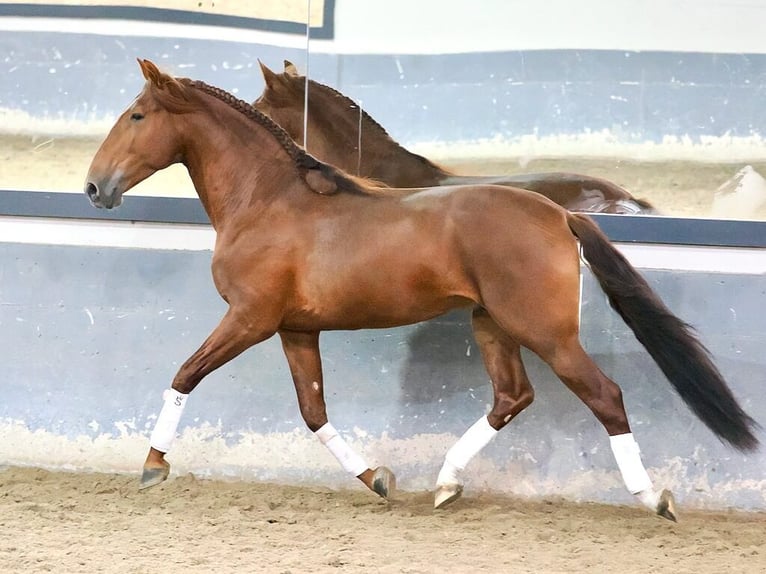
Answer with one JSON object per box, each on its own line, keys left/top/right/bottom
{"left": 284, "top": 259, "right": 476, "bottom": 331}
{"left": 282, "top": 293, "right": 473, "bottom": 331}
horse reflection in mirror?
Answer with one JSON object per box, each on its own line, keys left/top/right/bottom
{"left": 85, "top": 59, "right": 758, "bottom": 522}
{"left": 253, "top": 60, "right": 657, "bottom": 215}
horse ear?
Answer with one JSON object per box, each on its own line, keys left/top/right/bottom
{"left": 138, "top": 58, "right": 188, "bottom": 101}
{"left": 138, "top": 58, "right": 161, "bottom": 84}
{"left": 258, "top": 60, "right": 279, "bottom": 88}
{"left": 283, "top": 60, "right": 300, "bottom": 77}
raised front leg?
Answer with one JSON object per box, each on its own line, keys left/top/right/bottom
{"left": 279, "top": 330, "right": 395, "bottom": 499}
{"left": 140, "top": 308, "right": 275, "bottom": 490}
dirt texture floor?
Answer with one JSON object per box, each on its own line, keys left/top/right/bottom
{"left": 1, "top": 467, "right": 764, "bottom": 574}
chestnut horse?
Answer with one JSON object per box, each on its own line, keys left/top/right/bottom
{"left": 253, "top": 61, "right": 657, "bottom": 215}
{"left": 85, "top": 60, "right": 757, "bottom": 521}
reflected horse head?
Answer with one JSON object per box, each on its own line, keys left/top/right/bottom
{"left": 253, "top": 60, "right": 311, "bottom": 150}
{"left": 254, "top": 59, "right": 438, "bottom": 187}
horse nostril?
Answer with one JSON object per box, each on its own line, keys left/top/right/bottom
{"left": 85, "top": 182, "right": 98, "bottom": 201}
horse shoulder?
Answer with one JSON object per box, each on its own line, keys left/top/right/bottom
{"left": 211, "top": 222, "right": 300, "bottom": 299}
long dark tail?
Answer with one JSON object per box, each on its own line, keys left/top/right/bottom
{"left": 567, "top": 213, "right": 759, "bottom": 451}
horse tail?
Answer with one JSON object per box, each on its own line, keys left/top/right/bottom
{"left": 632, "top": 197, "right": 659, "bottom": 214}
{"left": 566, "top": 212, "right": 759, "bottom": 451}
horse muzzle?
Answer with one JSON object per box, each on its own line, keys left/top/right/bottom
{"left": 84, "top": 178, "right": 123, "bottom": 210}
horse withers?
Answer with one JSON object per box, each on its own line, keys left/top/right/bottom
{"left": 84, "top": 59, "right": 758, "bottom": 521}
{"left": 253, "top": 60, "right": 657, "bottom": 215}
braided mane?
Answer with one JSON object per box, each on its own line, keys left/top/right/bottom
{"left": 182, "top": 78, "right": 374, "bottom": 196}
{"left": 308, "top": 78, "right": 391, "bottom": 138}
{"left": 190, "top": 79, "right": 316, "bottom": 168}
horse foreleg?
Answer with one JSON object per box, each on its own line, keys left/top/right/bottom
{"left": 279, "top": 330, "right": 395, "bottom": 499}
{"left": 435, "top": 308, "right": 534, "bottom": 509}
{"left": 140, "top": 308, "right": 274, "bottom": 490}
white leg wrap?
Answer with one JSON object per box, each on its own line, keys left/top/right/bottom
{"left": 149, "top": 388, "right": 188, "bottom": 453}
{"left": 315, "top": 422, "right": 369, "bottom": 477}
{"left": 610, "top": 433, "right": 654, "bottom": 495}
{"left": 437, "top": 416, "right": 498, "bottom": 486}
{"left": 637, "top": 489, "right": 661, "bottom": 509}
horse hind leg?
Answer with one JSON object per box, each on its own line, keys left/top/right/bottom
{"left": 536, "top": 333, "right": 677, "bottom": 521}
{"left": 434, "top": 307, "right": 534, "bottom": 509}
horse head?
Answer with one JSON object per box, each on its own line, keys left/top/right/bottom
{"left": 252, "top": 60, "right": 308, "bottom": 146}
{"left": 84, "top": 59, "right": 187, "bottom": 209}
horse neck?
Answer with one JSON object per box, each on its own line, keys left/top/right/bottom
{"left": 361, "top": 144, "right": 452, "bottom": 188}
{"left": 305, "top": 99, "right": 450, "bottom": 187}
{"left": 179, "top": 105, "right": 296, "bottom": 229}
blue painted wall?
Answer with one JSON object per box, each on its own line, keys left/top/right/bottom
{"left": 1, "top": 241, "right": 764, "bottom": 508}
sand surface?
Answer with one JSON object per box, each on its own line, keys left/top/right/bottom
{"left": 2, "top": 134, "right": 766, "bottom": 219}
{"left": 1, "top": 466, "right": 764, "bottom": 574}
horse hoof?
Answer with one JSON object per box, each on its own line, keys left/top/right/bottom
{"left": 139, "top": 461, "right": 170, "bottom": 491}
{"left": 434, "top": 483, "right": 463, "bottom": 509}
{"left": 656, "top": 489, "right": 678, "bottom": 522}
{"left": 372, "top": 466, "right": 396, "bottom": 499}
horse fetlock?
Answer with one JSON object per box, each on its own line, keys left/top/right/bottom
{"left": 434, "top": 459, "right": 465, "bottom": 510}
{"left": 149, "top": 389, "right": 188, "bottom": 453}
{"left": 315, "top": 422, "right": 368, "bottom": 476}
{"left": 436, "top": 459, "right": 463, "bottom": 488}
{"left": 610, "top": 433, "right": 653, "bottom": 494}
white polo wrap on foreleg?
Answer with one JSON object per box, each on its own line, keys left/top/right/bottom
{"left": 149, "top": 388, "right": 188, "bottom": 453}
{"left": 437, "top": 415, "right": 498, "bottom": 486}
{"left": 315, "top": 422, "right": 369, "bottom": 477}
{"left": 609, "top": 432, "right": 653, "bottom": 494}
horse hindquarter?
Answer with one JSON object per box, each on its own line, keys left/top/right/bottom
{"left": 449, "top": 187, "right": 583, "bottom": 350}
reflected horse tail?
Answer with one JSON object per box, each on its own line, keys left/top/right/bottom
{"left": 566, "top": 213, "right": 759, "bottom": 451}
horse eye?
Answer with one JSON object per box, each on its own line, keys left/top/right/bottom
{"left": 130, "top": 112, "right": 145, "bottom": 121}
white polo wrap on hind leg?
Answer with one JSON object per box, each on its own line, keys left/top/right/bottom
{"left": 610, "top": 432, "right": 658, "bottom": 508}
{"left": 149, "top": 388, "right": 188, "bottom": 453}
{"left": 437, "top": 416, "right": 498, "bottom": 486}
{"left": 315, "top": 422, "right": 369, "bottom": 477}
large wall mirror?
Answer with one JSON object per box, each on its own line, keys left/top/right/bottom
{"left": 295, "top": 0, "right": 766, "bottom": 222}
{"left": 2, "top": 1, "right": 765, "bottom": 223}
